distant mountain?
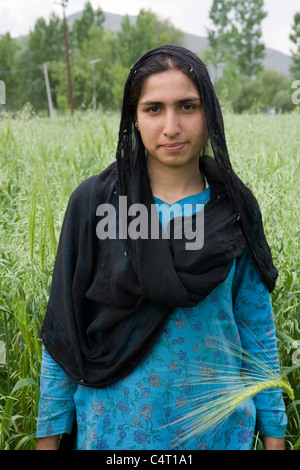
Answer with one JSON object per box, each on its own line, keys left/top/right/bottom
{"left": 68, "top": 10, "right": 292, "bottom": 77}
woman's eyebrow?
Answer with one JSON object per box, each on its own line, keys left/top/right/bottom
{"left": 140, "top": 97, "right": 201, "bottom": 106}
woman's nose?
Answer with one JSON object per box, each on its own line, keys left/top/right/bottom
{"left": 162, "top": 110, "right": 180, "bottom": 137}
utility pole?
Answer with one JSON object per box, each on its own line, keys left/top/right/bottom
{"left": 56, "top": 0, "right": 74, "bottom": 115}
{"left": 89, "top": 58, "right": 101, "bottom": 111}
{"left": 0, "top": 80, "right": 6, "bottom": 105}
{"left": 38, "top": 63, "right": 54, "bottom": 118}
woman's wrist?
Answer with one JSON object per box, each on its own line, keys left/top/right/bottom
{"left": 36, "top": 435, "right": 60, "bottom": 450}
{"left": 261, "top": 436, "right": 285, "bottom": 450}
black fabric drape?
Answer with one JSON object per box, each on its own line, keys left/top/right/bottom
{"left": 41, "top": 157, "right": 246, "bottom": 388}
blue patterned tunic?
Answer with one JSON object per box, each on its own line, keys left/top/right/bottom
{"left": 36, "top": 188, "right": 287, "bottom": 450}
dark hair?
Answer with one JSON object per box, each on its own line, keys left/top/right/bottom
{"left": 127, "top": 53, "right": 199, "bottom": 117}
{"left": 118, "top": 45, "right": 212, "bottom": 141}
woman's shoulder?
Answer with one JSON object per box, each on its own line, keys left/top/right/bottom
{"left": 70, "top": 174, "right": 97, "bottom": 202}
{"left": 70, "top": 161, "right": 117, "bottom": 205}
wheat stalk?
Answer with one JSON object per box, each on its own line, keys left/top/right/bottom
{"left": 164, "top": 334, "right": 294, "bottom": 441}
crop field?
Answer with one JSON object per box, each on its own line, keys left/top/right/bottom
{"left": 0, "top": 110, "right": 299, "bottom": 450}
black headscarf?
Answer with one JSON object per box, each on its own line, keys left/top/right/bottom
{"left": 40, "top": 45, "right": 278, "bottom": 388}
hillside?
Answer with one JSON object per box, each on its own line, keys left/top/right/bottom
{"left": 68, "top": 10, "right": 292, "bottom": 77}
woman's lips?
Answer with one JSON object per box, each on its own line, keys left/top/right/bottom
{"left": 161, "top": 142, "right": 186, "bottom": 151}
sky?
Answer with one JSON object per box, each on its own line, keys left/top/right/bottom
{"left": 0, "top": 0, "right": 299, "bottom": 56}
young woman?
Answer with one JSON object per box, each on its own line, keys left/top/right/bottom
{"left": 36, "top": 45, "right": 287, "bottom": 450}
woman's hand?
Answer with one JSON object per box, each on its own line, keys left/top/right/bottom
{"left": 262, "top": 436, "right": 285, "bottom": 450}
{"left": 36, "top": 436, "right": 59, "bottom": 450}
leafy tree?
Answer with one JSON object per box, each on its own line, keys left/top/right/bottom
{"left": 72, "top": 1, "right": 104, "bottom": 51}
{"left": 255, "top": 69, "right": 292, "bottom": 111}
{"left": 28, "top": 14, "right": 64, "bottom": 64}
{"left": 231, "top": 69, "right": 294, "bottom": 113}
{"left": 0, "top": 33, "right": 19, "bottom": 109}
{"left": 88, "top": 30, "right": 128, "bottom": 109}
{"left": 289, "top": 12, "right": 300, "bottom": 78}
{"left": 273, "top": 89, "right": 295, "bottom": 113}
{"left": 232, "top": 0, "right": 266, "bottom": 77}
{"left": 118, "top": 9, "right": 184, "bottom": 68}
{"left": 1, "top": 7, "right": 185, "bottom": 113}
{"left": 24, "top": 13, "right": 65, "bottom": 110}
{"left": 206, "top": 0, "right": 236, "bottom": 78}
{"left": 206, "top": 0, "right": 266, "bottom": 79}
{"left": 206, "top": 0, "right": 267, "bottom": 109}
{"left": 5, "top": 4, "right": 292, "bottom": 114}
{"left": 62, "top": 2, "right": 105, "bottom": 110}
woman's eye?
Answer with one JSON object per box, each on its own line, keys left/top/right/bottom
{"left": 182, "top": 104, "right": 194, "bottom": 110}
{"left": 147, "top": 106, "right": 160, "bottom": 113}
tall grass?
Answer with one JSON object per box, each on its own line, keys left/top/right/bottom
{"left": 166, "top": 334, "right": 294, "bottom": 444}
{"left": 0, "top": 110, "right": 299, "bottom": 449}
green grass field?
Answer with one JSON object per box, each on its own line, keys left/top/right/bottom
{"left": 0, "top": 111, "right": 299, "bottom": 449}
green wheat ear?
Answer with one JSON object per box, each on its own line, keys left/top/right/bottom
{"left": 165, "top": 334, "right": 294, "bottom": 442}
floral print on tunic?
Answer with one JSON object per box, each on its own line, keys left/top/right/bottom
{"left": 36, "top": 190, "right": 287, "bottom": 450}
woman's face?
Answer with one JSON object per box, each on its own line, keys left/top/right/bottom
{"left": 136, "top": 69, "right": 208, "bottom": 172}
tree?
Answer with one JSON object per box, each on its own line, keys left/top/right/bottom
{"left": 231, "top": 69, "right": 294, "bottom": 113}
{"left": 67, "top": 2, "right": 105, "bottom": 109}
{"left": 28, "top": 14, "right": 64, "bottom": 65}
{"left": 1, "top": 7, "right": 185, "bottom": 112}
{"left": 205, "top": 0, "right": 267, "bottom": 110}
{"left": 206, "top": 0, "right": 236, "bottom": 79}
{"left": 0, "top": 33, "right": 19, "bottom": 109}
{"left": 24, "top": 13, "right": 64, "bottom": 110}
{"left": 232, "top": 0, "right": 267, "bottom": 77}
{"left": 118, "top": 9, "right": 184, "bottom": 68}
{"left": 72, "top": 1, "right": 104, "bottom": 51}
{"left": 290, "top": 12, "right": 300, "bottom": 78}
{"left": 206, "top": 0, "right": 266, "bottom": 79}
